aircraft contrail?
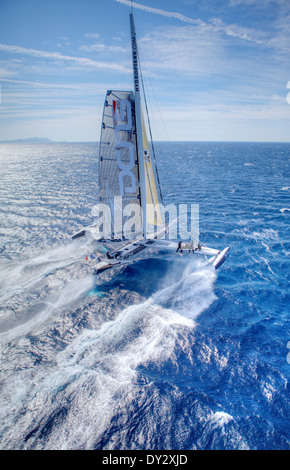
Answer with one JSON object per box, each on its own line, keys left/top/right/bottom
{"left": 113, "top": 0, "right": 204, "bottom": 26}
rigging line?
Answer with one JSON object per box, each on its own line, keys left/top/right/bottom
{"left": 138, "top": 56, "right": 164, "bottom": 206}
{"left": 150, "top": 81, "right": 170, "bottom": 143}
{"left": 137, "top": 44, "right": 170, "bottom": 143}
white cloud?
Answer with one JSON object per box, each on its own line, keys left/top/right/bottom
{"left": 229, "top": 0, "right": 287, "bottom": 6}
{"left": 79, "top": 43, "right": 127, "bottom": 54}
{"left": 0, "top": 77, "right": 106, "bottom": 90}
{"left": 0, "top": 43, "right": 129, "bottom": 73}
{"left": 137, "top": 10, "right": 289, "bottom": 89}
{"left": 140, "top": 25, "right": 222, "bottom": 75}
{"left": 209, "top": 17, "right": 265, "bottom": 45}
{"left": 85, "top": 33, "right": 100, "bottom": 39}
{"left": 0, "top": 67, "right": 17, "bottom": 79}
{"left": 147, "top": 96, "right": 290, "bottom": 142}
{"left": 139, "top": 23, "right": 265, "bottom": 82}
{"left": 58, "top": 36, "right": 71, "bottom": 46}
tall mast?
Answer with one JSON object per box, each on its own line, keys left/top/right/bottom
{"left": 130, "top": 12, "right": 147, "bottom": 239}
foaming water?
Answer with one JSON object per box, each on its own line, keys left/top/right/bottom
{"left": 154, "top": 258, "right": 217, "bottom": 319}
{"left": 0, "top": 239, "right": 94, "bottom": 337}
{"left": 0, "top": 254, "right": 215, "bottom": 449}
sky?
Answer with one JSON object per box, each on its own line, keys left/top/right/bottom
{"left": 0, "top": 0, "right": 289, "bottom": 142}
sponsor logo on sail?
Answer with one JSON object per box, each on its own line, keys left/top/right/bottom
{"left": 113, "top": 98, "right": 137, "bottom": 196}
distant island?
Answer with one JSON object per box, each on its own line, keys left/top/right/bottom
{"left": 0, "top": 137, "right": 54, "bottom": 143}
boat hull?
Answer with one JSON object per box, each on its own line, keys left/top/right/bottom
{"left": 213, "top": 247, "right": 230, "bottom": 270}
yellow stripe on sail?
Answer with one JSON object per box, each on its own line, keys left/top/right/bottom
{"left": 142, "top": 113, "right": 163, "bottom": 228}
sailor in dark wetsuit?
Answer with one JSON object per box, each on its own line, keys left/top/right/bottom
{"left": 176, "top": 241, "right": 183, "bottom": 253}
{"left": 106, "top": 251, "right": 113, "bottom": 259}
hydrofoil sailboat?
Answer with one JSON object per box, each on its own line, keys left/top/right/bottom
{"left": 72, "top": 11, "right": 229, "bottom": 274}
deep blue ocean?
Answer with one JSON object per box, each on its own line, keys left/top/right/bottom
{"left": 0, "top": 141, "right": 289, "bottom": 450}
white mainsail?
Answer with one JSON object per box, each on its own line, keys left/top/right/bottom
{"left": 98, "top": 90, "right": 142, "bottom": 239}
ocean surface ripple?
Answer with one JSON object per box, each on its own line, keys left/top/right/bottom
{"left": 0, "top": 141, "right": 289, "bottom": 450}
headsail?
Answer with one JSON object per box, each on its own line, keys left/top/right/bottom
{"left": 142, "top": 112, "right": 163, "bottom": 231}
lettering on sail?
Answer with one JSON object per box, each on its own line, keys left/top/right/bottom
{"left": 113, "top": 99, "right": 136, "bottom": 195}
